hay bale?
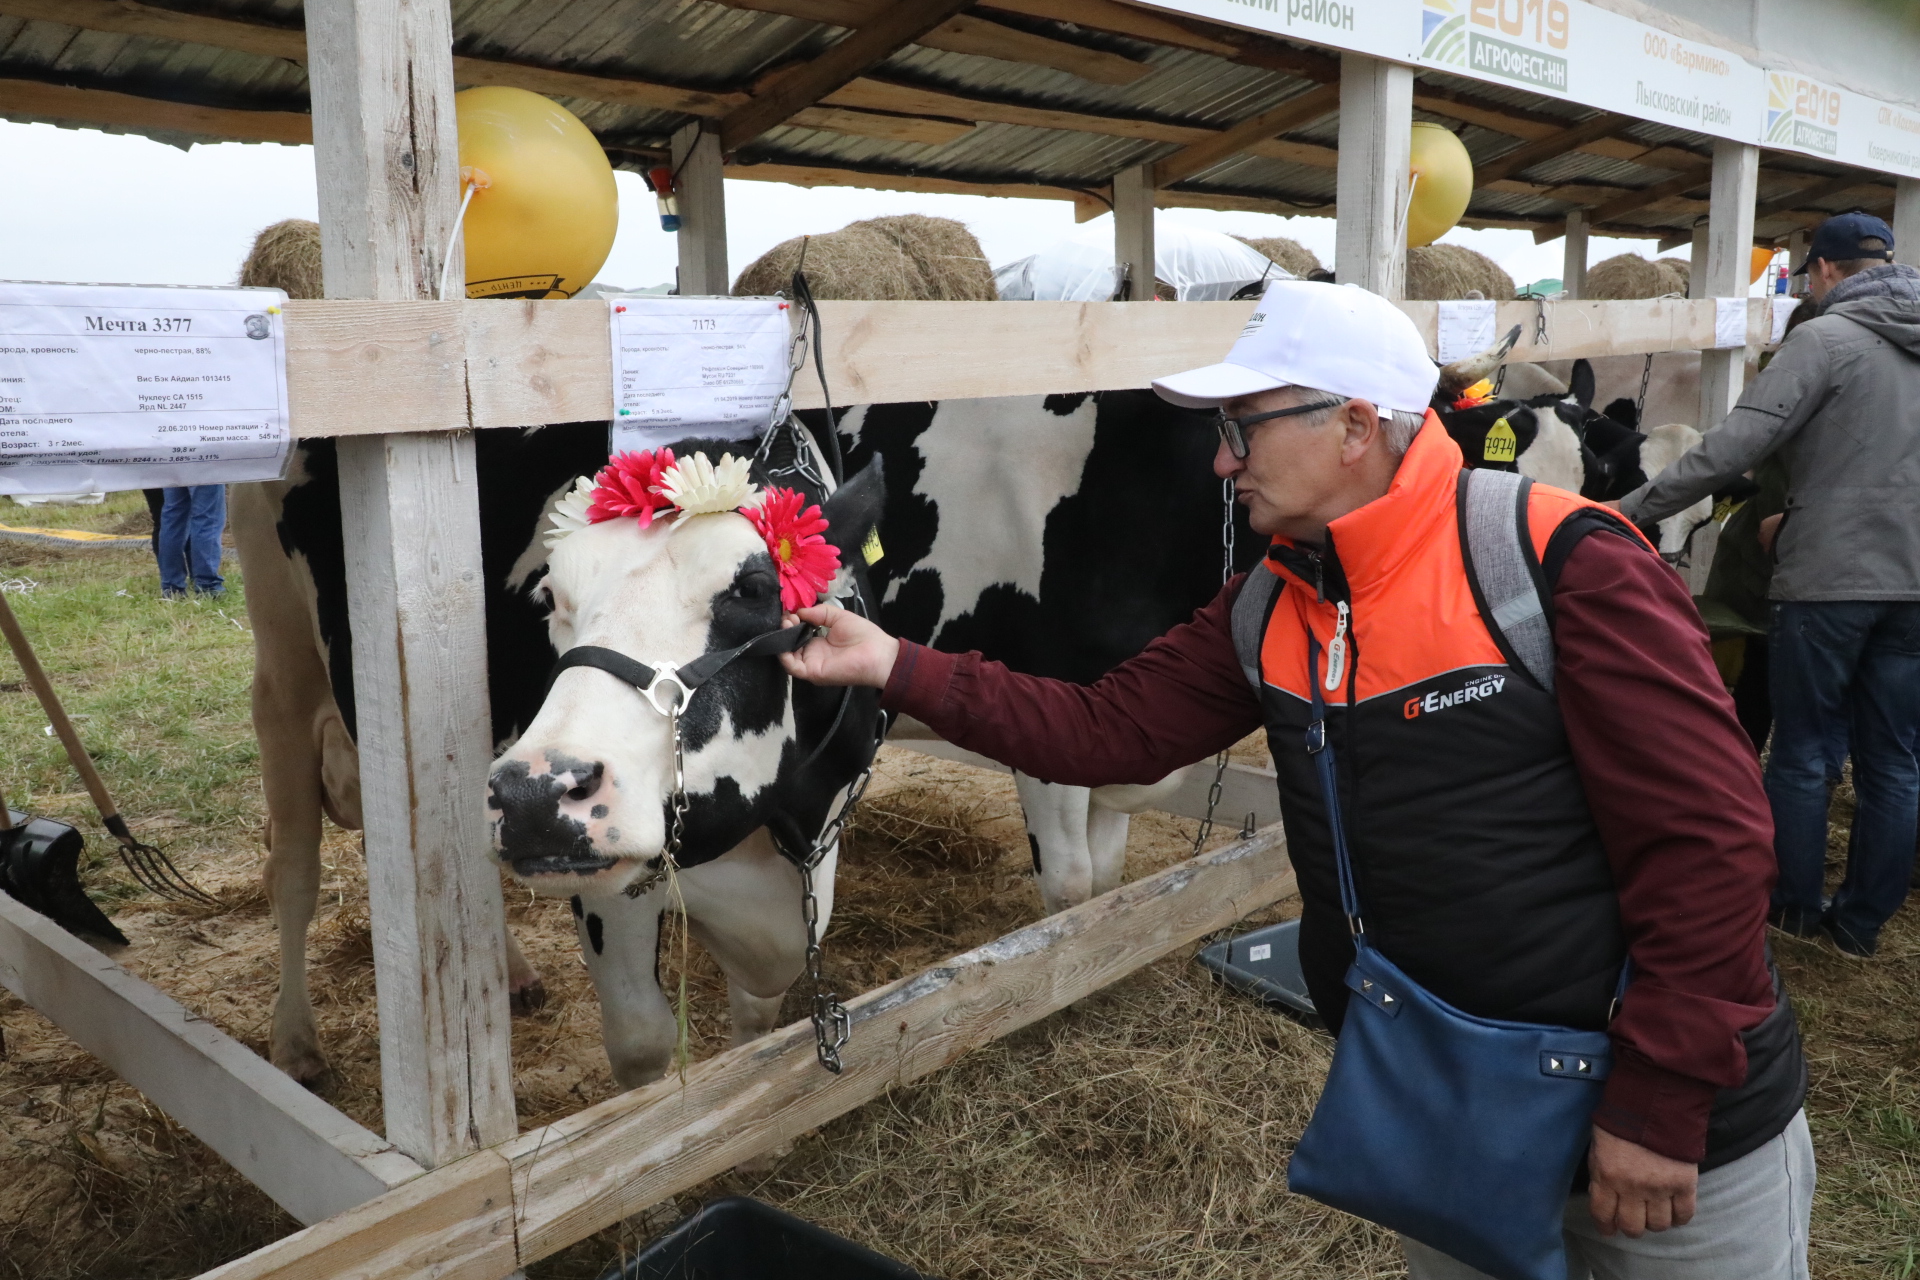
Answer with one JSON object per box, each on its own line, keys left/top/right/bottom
{"left": 1584, "top": 251, "right": 1690, "bottom": 300}
{"left": 1404, "top": 243, "right": 1515, "bottom": 300}
{"left": 1655, "top": 256, "right": 1691, "bottom": 297}
{"left": 238, "top": 219, "right": 324, "bottom": 299}
{"left": 1235, "top": 235, "right": 1322, "bottom": 278}
{"left": 732, "top": 214, "right": 996, "bottom": 301}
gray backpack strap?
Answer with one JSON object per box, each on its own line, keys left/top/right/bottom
{"left": 1458, "top": 468, "right": 1557, "bottom": 692}
{"left": 1230, "top": 562, "right": 1283, "bottom": 690}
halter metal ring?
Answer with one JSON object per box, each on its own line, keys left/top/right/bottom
{"left": 640, "top": 665, "right": 691, "bottom": 717}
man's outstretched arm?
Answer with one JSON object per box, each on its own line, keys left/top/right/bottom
{"left": 782, "top": 578, "right": 1265, "bottom": 786}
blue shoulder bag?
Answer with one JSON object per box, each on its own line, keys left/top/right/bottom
{"left": 1285, "top": 636, "right": 1626, "bottom": 1280}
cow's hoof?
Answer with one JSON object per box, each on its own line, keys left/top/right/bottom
{"left": 273, "top": 1043, "right": 331, "bottom": 1087}
{"left": 510, "top": 977, "right": 548, "bottom": 1015}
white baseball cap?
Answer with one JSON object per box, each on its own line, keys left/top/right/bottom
{"left": 1152, "top": 279, "right": 1439, "bottom": 417}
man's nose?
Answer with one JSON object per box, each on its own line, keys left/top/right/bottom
{"left": 1213, "top": 436, "right": 1244, "bottom": 480}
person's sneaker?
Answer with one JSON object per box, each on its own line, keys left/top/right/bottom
{"left": 1821, "top": 918, "right": 1876, "bottom": 960}
{"left": 1767, "top": 905, "right": 1824, "bottom": 938}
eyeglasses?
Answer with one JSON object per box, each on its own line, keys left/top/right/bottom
{"left": 1216, "top": 399, "right": 1348, "bottom": 460}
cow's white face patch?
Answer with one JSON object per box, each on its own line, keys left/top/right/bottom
{"left": 902, "top": 395, "right": 1098, "bottom": 632}
{"left": 486, "top": 511, "right": 792, "bottom": 896}
{"left": 1638, "top": 422, "right": 1712, "bottom": 557}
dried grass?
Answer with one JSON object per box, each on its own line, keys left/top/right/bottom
{"left": 1404, "top": 244, "right": 1515, "bottom": 300}
{"left": 732, "top": 215, "right": 997, "bottom": 301}
{"left": 1585, "top": 252, "right": 1692, "bottom": 300}
{"left": 1237, "top": 236, "right": 1323, "bottom": 279}
{"left": 238, "top": 220, "right": 324, "bottom": 300}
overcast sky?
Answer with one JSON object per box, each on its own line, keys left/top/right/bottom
{"left": 3, "top": 118, "right": 1705, "bottom": 294}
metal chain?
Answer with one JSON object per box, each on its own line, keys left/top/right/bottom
{"left": 1190, "top": 479, "right": 1237, "bottom": 856}
{"left": 623, "top": 701, "right": 689, "bottom": 900}
{"left": 797, "top": 709, "right": 888, "bottom": 1072}
{"left": 1635, "top": 353, "right": 1654, "bottom": 422}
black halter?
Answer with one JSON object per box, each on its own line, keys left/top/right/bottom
{"left": 548, "top": 623, "right": 819, "bottom": 716}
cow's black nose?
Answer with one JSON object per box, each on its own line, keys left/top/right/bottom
{"left": 563, "top": 762, "right": 605, "bottom": 803}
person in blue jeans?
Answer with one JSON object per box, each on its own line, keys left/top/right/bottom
{"left": 156, "top": 484, "right": 227, "bottom": 598}
{"left": 1622, "top": 211, "right": 1920, "bottom": 958}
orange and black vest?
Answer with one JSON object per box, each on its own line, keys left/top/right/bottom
{"left": 1232, "top": 416, "right": 1803, "bottom": 1168}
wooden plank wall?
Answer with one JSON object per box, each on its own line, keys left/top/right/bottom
{"left": 282, "top": 297, "right": 1779, "bottom": 438}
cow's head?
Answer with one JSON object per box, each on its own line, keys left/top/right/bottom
{"left": 487, "top": 438, "right": 885, "bottom": 896}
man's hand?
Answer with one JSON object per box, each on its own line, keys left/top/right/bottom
{"left": 1758, "top": 511, "right": 1784, "bottom": 555}
{"left": 1587, "top": 1127, "right": 1697, "bottom": 1237}
{"left": 780, "top": 603, "right": 900, "bottom": 690}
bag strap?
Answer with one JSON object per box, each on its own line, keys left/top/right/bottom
{"left": 1306, "top": 634, "right": 1367, "bottom": 939}
{"left": 1457, "top": 468, "right": 1557, "bottom": 693}
{"left": 1230, "top": 561, "right": 1284, "bottom": 690}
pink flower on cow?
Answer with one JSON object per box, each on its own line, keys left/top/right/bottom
{"left": 588, "top": 449, "right": 676, "bottom": 527}
{"left": 747, "top": 486, "right": 840, "bottom": 610}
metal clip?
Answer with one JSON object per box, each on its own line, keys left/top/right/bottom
{"left": 639, "top": 665, "right": 690, "bottom": 717}
{"left": 1305, "top": 720, "right": 1327, "bottom": 754}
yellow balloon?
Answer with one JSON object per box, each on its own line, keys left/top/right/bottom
{"left": 1750, "top": 245, "right": 1776, "bottom": 285}
{"left": 456, "top": 87, "right": 617, "bottom": 300}
{"left": 1406, "top": 122, "right": 1474, "bottom": 249}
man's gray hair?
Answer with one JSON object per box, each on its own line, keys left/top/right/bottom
{"left": 1291, "top": 386, "right": 1427, "bottom": 456}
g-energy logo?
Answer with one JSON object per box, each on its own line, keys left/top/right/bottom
{"left": 1405, "top": 673, "right": 1505, "bottom": 719}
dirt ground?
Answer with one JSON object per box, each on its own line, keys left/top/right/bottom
{"left": 0, "top": 495, "right": 1916, "bottom": 1279}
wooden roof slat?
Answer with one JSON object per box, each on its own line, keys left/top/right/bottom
{"left": 0, "top": 75, "right": 311, "bottom": 142}
{"left": 1532, "top": 161, "right": 1716, "bottom": 241}
{"left": 820, "top": 76, "right": 1208, "bottom": 142}
{"left": 1150, "top": 81, "right": 1338, "bottom": 188}
{"left": 1472, "top": 111, "right": 1629, "bottom": 186}
{"left": 1753, "top": 170, "right": 1882, "bottom": 220}
{"left": 717, "top": 0, "right": 1152, "bottom": 84}
{"left": 981, "top": 0, "right": 1240, "bottom": 56}
{"left": 0, "top": 0, "right": 303, "bottom": 59}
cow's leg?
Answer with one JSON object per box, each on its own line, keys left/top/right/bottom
{"left": 572, "top": 891, "right": 677, "bottom": 1088}
{"left": 1015, "top": 772, "right": 1094, "bottom": 913}
{"left": 1084, "top": 805, "right": 1132, "bottom": 898}
{"left": 682, "top": 829, "right": 816, "bottom": 1046}
{"left": 261, "top": 761, "right": 328, "bottom": 1083}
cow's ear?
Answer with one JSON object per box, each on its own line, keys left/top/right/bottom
{"left": 819, "top": 457, "right": 886, "bottom": 563}
{"left": 1569, "top": 359, "right": 1595, "bottom": 409}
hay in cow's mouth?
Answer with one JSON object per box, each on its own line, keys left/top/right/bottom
{"left": 508, "top": 851, "right": 621, "bottom": 878}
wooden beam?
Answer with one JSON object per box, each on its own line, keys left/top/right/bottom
{"left": 1699, "top": 139, "right": 1760, "bottom": 432}
{"left": 1151, "top": 82, "right": 1339, "bottom": 188}
{"left": 717, "top": 0, "right": 978, "bottom": 152}
{"left": 787, "top": 104, "right": 973, "bottom": 143}
{"left": 1563, "top": 208, "right": 1588, "bottom": 298}
{"left": 718, "top": 0, "right": 1151, "bottom": 84}
{"left": 1896, "top": 178, "right": 1920, "bottom": 269}
{"left": 1752, "top": 171, "right": 1878, "bottom": 221}
{"left": 1337, "top": 53, "right": 1411, "bottom": 298}
{"left": 447, "top": 55, "right": 747, "bottom": 115}
{"left": 306, "top": 0, "right": 518, "bottom": 1169}
{"left": 823, "top": 77, "right": 1206, "bottom": 142}
{"left": 0, "top": 76, "right": 311, "bottom": 143}
{"left": 1155, "top": 186, "right": 1331, "bottom": 217}
{"left": 1533, "top": 162, "right": 1717, "bottom": 243}
{"left": 0, "top": 892, "right": 424, "bottom": 1226}
{"left": 725, "top": 158, "right": 1097, "bottom": 211}
{"left": 982, "top": 0, "right": 1240, "bottom": 56}
{"left": 1473, "top": 111, "right": 1628, "bottom": 186}
{"left": 673, "top": 122, "right": 729, "bottom": 295}
{"left": 1114, "top": 162, "right": 1155, "bottom": 296}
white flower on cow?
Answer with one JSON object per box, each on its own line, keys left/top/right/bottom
{"left": 543, "top": 475, "right": 597, "bottom": 547}
{"left": 658, "top": 452, "right": 759, "bottom": 516}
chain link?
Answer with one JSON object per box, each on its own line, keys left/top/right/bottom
{"left": 1190, "top": 478, "right": 1237, "bottom": 856}
{"left": 624, "top": 702, "right": 689, "bottom": 900}
{"left": 796, "top": 709, "right": 887, "bottom": 1072}
{"left": 1635, "top": 352, "right": 1654, "bottom": 423}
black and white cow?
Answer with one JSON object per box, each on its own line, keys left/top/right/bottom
{"left": 239, "top": 394, "right": 1255, "bottom": 1084}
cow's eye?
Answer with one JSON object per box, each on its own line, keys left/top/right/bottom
{"left": 536, "top": 585, "right": 555, "bottom": 613}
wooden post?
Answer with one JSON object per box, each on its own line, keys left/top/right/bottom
{"left": 1893, "top": 177, "right": 1920, "bottom": 268}
{"left": 1112, "top": 162, "right": 1155, "bottom": 299}
{"left": 1698, "top": 139, "right": 1760, "bottom": 434}
{"left": 1562, "top": 209, "right": 1588, "bottom": 298}
{"left": 1335, "top": 52, "right": 1412, "bottom": 298}
{"left": 307, "top": 0, "right": 517, "bottom": 1169}
{"left": 672, "top": 121, "right": 729, "bottom": 295}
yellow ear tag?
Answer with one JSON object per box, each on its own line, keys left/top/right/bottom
{"left": 1483, "top": 417, "right": 1517, "bottom": 464}
{"left": 861, "top": 527, "right": 884, "bottom": 565}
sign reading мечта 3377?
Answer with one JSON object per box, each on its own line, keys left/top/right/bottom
{"left": 1134, "top": 0, "right": 1919, "bottom": 180}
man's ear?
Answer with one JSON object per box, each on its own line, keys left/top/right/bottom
{"left": 1342, "top": 399, "right": 1382, "bottom": 463}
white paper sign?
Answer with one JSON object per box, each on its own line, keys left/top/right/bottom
{"left": 0, "top": 283, "right": 290, "bottom": 494}
{"left": 1714, "top": 297, "right": 1750, "bottom": 349}
{"left": 1436, "top": 299, "right": 1498, "bottom": 364}
{"left": 1770, "top": 296, "right": 1802, "bottom": 345}
{"left": 608, "top": 297, "right": 791, "bottom": 454}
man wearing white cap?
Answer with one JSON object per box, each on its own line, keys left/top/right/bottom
{"left": 783, "top": 281, "right": 1810, "bottom": 1278}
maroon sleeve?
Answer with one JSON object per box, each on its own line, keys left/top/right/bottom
{"left": 1552, "top": 530, "right": 1778, "bottom": 1165}
{"left": 880, "top": 576, "right": 1265, "bottom": 786}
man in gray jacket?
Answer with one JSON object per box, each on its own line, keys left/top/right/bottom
{"left": 1622, "top": 211, "right": 1920, "bottom": 957}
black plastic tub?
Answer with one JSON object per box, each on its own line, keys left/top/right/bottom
{"left": 1196, "top": 917, "right": 1323, "bottom": 1030}
{"left": 599, "top": 1196, "right": 931, "bottom": 1280}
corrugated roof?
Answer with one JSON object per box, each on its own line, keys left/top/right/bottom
{"left": 0, "top": 0, "right": 1894, "bottom": 241}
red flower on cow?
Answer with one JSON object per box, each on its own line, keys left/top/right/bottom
{"left": 748, "top": 486, "right": 840, "bottom": 611}
{"left": 588, "top": 449, "right": 676, "bottom": 527}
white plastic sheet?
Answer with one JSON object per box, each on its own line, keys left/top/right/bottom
{"left": 995, "top": 215, "right": 1291, "bottom": 302}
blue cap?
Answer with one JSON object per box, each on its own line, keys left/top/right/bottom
{"left": 1791, "top": 210, "right": 1896, "bottom": 274}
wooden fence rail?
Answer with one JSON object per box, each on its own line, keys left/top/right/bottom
{"left": 282, "top": 297, "right": 1780, "bottom": 439}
